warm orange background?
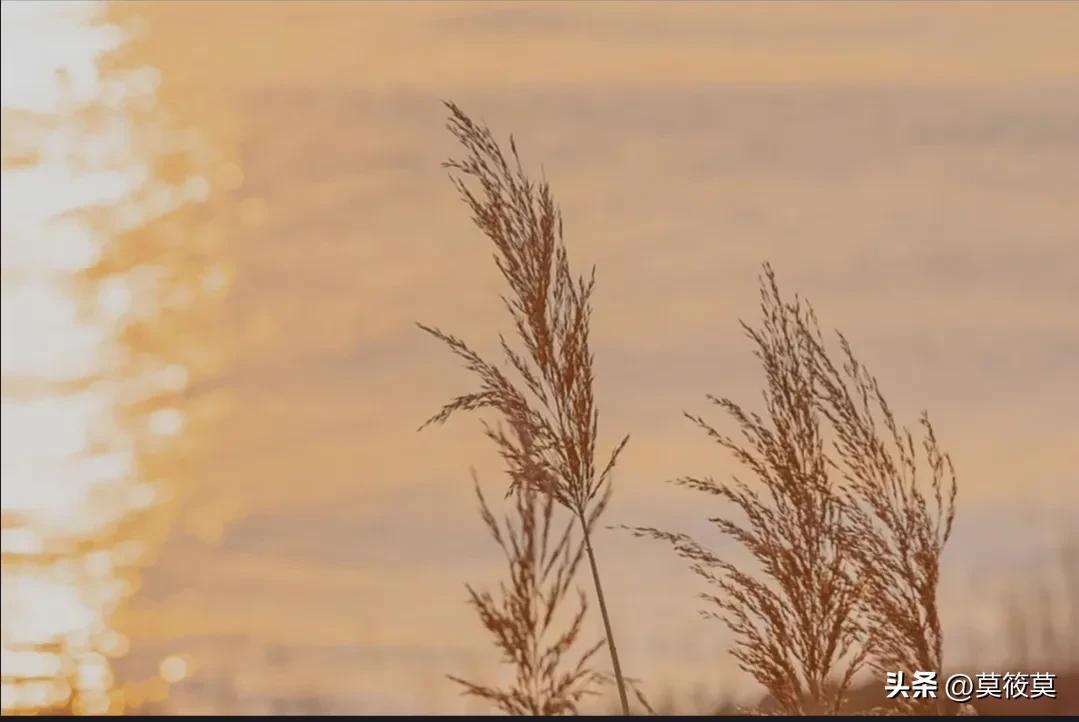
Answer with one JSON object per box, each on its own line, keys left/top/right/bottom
{"left": 3, "top": 1, "right": 1077, "bottom": 714}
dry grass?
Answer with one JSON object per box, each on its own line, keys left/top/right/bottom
{"left": 419, "top": 102, "right": 633, "bottom": 713}
{"left": 629, "top": 265, "right": 866, "bottom": 715}
{"left": 630, "top": 264, "right": 961, "bottom": 716}
{"left": 804, "top": 284, "right": 957, "bottom": 714}
{"left": 996, "top": 532, "right": 1078, "bottom": 671}
{"left": 420, "top": 102, "right": 966, "bottom": 716}
{"left": 447, "top": 466, "right": 603, "bottom": 714}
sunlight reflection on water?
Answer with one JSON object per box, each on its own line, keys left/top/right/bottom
{"left": 2, "top": 1, "right": 1076, "bottom": 714}
{"left": 1, "top": 1, "right": 229, "bottom": 713}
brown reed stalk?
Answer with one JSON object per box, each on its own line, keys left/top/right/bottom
{"left": 448, "top": 459, "right": 604, "bottom": 714}
{"left": 804, "top": 307, "right": 958, "bottom": 714}
{"left": 629, "top": 264, "right": 866, "bottom": 714}
{"left": 419, "top": 102, "right": 632, "bottom": 713}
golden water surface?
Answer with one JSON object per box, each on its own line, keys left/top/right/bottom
{"left": 2, "top": 1, "right": 1077, "bottom": 714}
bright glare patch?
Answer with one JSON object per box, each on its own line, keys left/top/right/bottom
{"left": 0, "top": 1, "right": 121, "bottom": 114}
{"left": 148, "top": 408, "right": 184, "bottom": 437}
{"left": 159, "top": 655, "right": 188, "bottom": 684}
{"left": 1, "top": 1, "right": 212, "bottom": 713}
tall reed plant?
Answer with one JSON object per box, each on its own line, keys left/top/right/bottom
{"left": 420, "top": 102, "right": 633, "bottom": 713}
{"left": 631, "top": 264, "right": 959, "bottom": 715}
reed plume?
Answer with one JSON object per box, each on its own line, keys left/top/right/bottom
{"left": 629, "top": 264, "right": 866, "bottom": 715}
{"left": 419, "top": 102, "right": 632, "bottom": 713}
{"left": 448, "top": 460, "right": 603, "bottom": 714}
{"left": 631, "top": 263, "right": 961, "bottom": 714}
{"left": 805, "top": 306, "right": 957, "bottom": 713}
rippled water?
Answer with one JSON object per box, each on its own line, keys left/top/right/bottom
{"left": 3, "top": 1, "right": 1077, "bottom": 715}
{"left": 1, "top": 1, "right": 232, "bottom": 712}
